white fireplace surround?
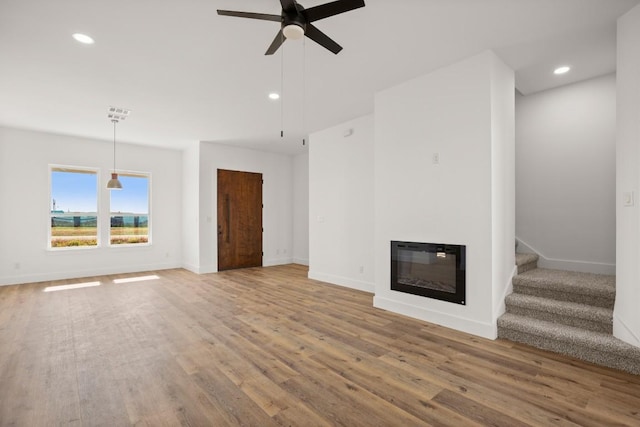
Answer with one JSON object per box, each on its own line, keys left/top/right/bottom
{"left": 309, "top": 50, "right": 515, "bottom": 340}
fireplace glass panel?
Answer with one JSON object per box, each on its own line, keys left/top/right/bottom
{"left": 391, "top": 241, "right": 466, "bottom": 305}
{"left": 396, "top": 249, "right": 457, "bottom": 294}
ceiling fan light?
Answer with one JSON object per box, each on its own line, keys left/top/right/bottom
{"left": 283, "top": 24, "right": 304, "bottom": 40}
{"left": 107, "top": 173, "right": 123, "bottom": 190}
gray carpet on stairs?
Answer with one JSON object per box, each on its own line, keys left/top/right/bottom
{"left": 505, "top": 293, "right": 612, "bottom": 333}
{"left": 499, "top": 254, "right": 640, "bottom": 375}
{"left": 515, "top": 253, "right": 538, "bottom": 274}
{"left": 498, "top": 313, "right": 640, "bottom": 375}
{"left": 513, "top": 268, "right": 615, "bottom": 308}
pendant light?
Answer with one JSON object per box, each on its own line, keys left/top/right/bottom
{"left": 106, "top": 106, "right": 130, "bottom": 190}
{"left": 107, "top": 119, "right": 122, "bottom": 189}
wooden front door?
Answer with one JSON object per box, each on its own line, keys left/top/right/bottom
{"left": 217, "top": 169, "right": 263, "bottom": 271}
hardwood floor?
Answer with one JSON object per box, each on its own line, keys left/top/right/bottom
{"left": 1, "top": 264, "right": 639, "bottom": 426}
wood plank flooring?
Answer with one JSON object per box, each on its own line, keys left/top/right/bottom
{"left": 1, "top": 264, "right": 640, "bottom": 426}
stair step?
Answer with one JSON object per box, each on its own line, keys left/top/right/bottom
{"left": 515, "top": 253, "right": 538, "bottom": 266}
{"left": 497, "top": 313, "right": 640, "bottom": 375}
{"left": 513, "top": 268, "right": 615, "bottom": 308}
{"left": 505, "top": 293, "right": 612, "bottom": 333}
{"left": 515, "top": 253, "right": 538, "bottom": 274}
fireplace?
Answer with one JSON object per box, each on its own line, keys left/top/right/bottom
{"left": 391, "top": 241, "right": 466, "bottom": 305}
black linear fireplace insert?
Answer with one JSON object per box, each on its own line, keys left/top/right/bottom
{"left": 391, "top": 241, "right": 466, "bottom": 305}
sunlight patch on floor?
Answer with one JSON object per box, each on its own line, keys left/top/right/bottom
{"left": 113, "top": 274, "right": 160, "bottom": 284}
{"left": 43, "top": 281, "right": 101, "bottom": 292}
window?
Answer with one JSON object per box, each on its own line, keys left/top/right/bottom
{"left": 109, "top": 173, "right": 150, "bottom": 245}
{"left": 50, "top": 166, "right": 99, "bottom": 248}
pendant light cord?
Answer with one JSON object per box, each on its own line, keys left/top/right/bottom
{"left": 112, "top": 119, "right": 117, "bottom": 172}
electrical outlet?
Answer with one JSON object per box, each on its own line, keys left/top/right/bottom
{"left": 14, "top": 262, "right": 20, "bottom": 270}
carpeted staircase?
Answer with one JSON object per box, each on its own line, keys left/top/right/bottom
{"left": 498, "top": 253, "right": 640, "bottom": 375}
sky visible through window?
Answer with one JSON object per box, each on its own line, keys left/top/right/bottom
{"left": 51, "top": 171, "right": 97, "bottom": 213}
{"left": 51, "top": 171, "right": 148, "bottom": 214}
{"left": 110, "top": 175, "right": 149, "bottom": 214}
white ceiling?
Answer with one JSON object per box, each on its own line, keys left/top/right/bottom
{"left": 1, "top": 0, "right": 638, "bottom": 155}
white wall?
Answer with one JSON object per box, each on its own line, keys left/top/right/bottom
{"left": 492, "top": 57, "right": 517, "bottom": 320}
{"left": 615, "top": 4, "right": 640, "bottom": 348}
{"left": 308, "top": 115, "right": 375, "bottom": 292}
{"left": 292, "top": 152, "right": 309, "bottom": 265}
{"left": 0, "top": 126, "right": 182, "bottom": 285}
{"left": 181, "top": 142, "right": 200, "bottom": 272}
{"left": 373, "top": 51, "right": 514, "bottom": 339}
{"left": 516, "top": 74, "right": 616, "bottom": 274}
{"left": 197, "top": 143, "right": 293, "bottom": 273}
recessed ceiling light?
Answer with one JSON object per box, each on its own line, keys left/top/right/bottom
{"left": 268, "top": 93, "right": 280, "bottom": 100}
{"left": 554, "top": 66, "right": 571, "bottom": 75}
{"left": 72, "top": 33, "right": 94, "bottom": 44}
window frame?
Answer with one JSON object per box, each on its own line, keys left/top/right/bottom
{"left": 48, "top": 164, "right": 100, "bottom": 250}
{"left": 108, "top": 170, "right": 152, "bottom": 248}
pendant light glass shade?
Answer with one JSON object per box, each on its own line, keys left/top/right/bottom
{"left": 107, "top": 173, "right": 122, "bottom": 189}
{"left": 108, "top": 119, "right": 123, "bottom": 190}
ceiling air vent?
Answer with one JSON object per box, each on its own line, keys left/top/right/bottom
{"left": 107, "top": 106, "right": 131, "bottom": 122}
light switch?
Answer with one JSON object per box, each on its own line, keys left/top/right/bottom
{"left": 624, "top": 191, "right": 634, "bottom": 207}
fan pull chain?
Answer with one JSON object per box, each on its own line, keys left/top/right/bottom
{"left": 302, "top": 37, "right": 306, "bottom": 146}
{"left": 280, "top": 31, "right": 284, "bottom": 138}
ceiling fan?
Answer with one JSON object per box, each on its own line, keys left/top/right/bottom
{"left": 217, "top": 0, "right": 365, "bottom": 55}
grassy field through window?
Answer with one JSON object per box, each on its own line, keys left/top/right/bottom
{"left": 50, "top": 226, "right": 149, "bottom": 247}
{"left": 51, "top": 225, "right": 98, "bottom": 247}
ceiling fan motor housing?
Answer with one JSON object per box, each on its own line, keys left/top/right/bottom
{"left": 282, "top": 7, "right": 307, "bottom": 37}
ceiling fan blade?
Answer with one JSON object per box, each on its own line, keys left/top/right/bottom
{"left": 305, "top": 0, "right": 365, "bottom": 22}
{"left": 265, "top": 29, "right": 286, "bottom": 55}
{"left": 304, "top": 24, "right": 342, "bottom": 54}
{"left": 280, "top": 0, "right": 298, "bottom": 14}
{"left": 217, "top": 10, "right": 282, "bottom": 22}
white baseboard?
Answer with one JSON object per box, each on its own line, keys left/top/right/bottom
{"left": 293, "top": 258, "right": 309, "bottom": 266}
{"left": 373, "top": 295, "right": 497, "bottom": 339}
{"left": 182, "top": 258, "right": 298, "bottom": 275}
{"left": 181, "top": 263, "right": 202, "bottom": 274}
{"left": 516, "top": 237, "right": 615, "bottom": 275}
{"left": 308, "top": 270, "right": 374, "bottom": 293}
{"left": 189, "top": 264, "right": 218, "bottom": 274}
{"left": 264, "top": 257, "right": 294, "bottom": 267}
{"left": 0, "top": 262, "right": 182, "bottom": 286}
